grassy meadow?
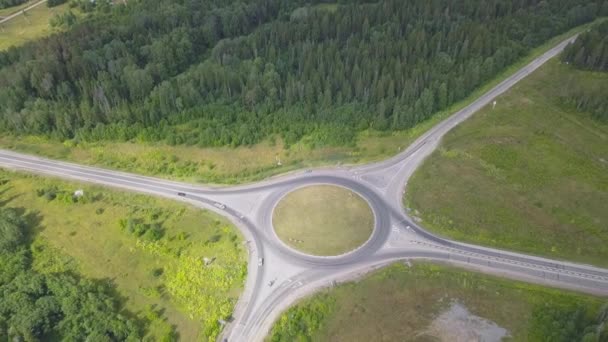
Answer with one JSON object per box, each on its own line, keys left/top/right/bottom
{"left": 272, "top": 185, "right": 374, "bottom": 256}
{"left": 406, "top": 59, "right": 608, "bottom": 267}
{"left": 0, "top": 169, "right": 247, "bottom": 341}
{"left": 269, "top": 262, "right": 606, "bottom": 341}
{"left": 0, "top": 2, "right": 70, "bottom": 51}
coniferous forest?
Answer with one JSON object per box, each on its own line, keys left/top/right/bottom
{"left": 561, "top": 21, "right": 608, "bottom": 122}
{"left": 563, "top": 20, "right": 608, "bottom": 71}
{"left": 0, "top": 0, "right": 606, "bottom": 147}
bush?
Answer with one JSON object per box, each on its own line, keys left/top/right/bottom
{"left": 151, "top": 268, "right": 164, "bottom": 277}
{"left": 121, "top": 217, "right": 164, "bottom": 241}
{"left": 50, "top": 10, "right": 77, "bottom": 28}
{"left": 143, "top": 223, "right": 164, "bottom": 241}
{"left": 36, "top": 187, "right": 58, "bottom": 201}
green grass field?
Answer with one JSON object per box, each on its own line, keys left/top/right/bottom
{"left": 269, "top": 262, "right": 606, "bottom": 342}
{"left": 0, "top": 2, "right": 70, "bottom": 51}
{"left": 0, "top": 169, "right": 247, "bottom": 341}
{"left": 405, "top": 59, "right": 608, "bottom": 267}
{"left": 272, "top": 185, "right": 374, "bottom": 256}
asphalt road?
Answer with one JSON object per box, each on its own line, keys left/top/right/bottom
{"left": 0, "top": 33, "right": 607, "bottom": 342}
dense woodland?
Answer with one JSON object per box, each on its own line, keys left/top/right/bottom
{"left": 563, "top": 20, "right": 608, "bottom": 71}
{"left": 0, "top": 0, "right": 607, "bottom": 147}
{"left": 561, "top": 21, "right": 608, "bottom": 122}
{"left": 0, "top": 207, "right": 141, "bottom": 341}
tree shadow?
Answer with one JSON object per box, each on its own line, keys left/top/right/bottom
{"left": 0, "top": 186, "right": 22, "bottom": 208}
{"left": 72, "top": 275, "right": 153, "bottom": 339}
{"left": 0, "top": 186, "right": 177, "bottom": 340}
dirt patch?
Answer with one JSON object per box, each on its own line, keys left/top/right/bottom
{"left": 425, "top": 302, "right": 509, "bottom": 342}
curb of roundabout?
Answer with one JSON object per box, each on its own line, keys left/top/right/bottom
{"left": 259, "top": 175, "right": 392, "bottom": 267}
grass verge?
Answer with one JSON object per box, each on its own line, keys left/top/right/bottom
{"left": 0, "top": 2, "right": 69, "bottom": 51}
{"left": 405, "top": 59, "right": 608, "bottom": 267}
{"left": 0, "top": 0, "right": 36, "bottom": 17}
{"left": 272, "top": 185, "right": 374, "bottom": 256}
{"left": 0, "top": 169, "right": 247, "bottom": 341}
{"left": 269, "top": 262, "right": 606, "bottom": 342}
{"left": 0, "top": 18, "right": 605, "bottom": 184}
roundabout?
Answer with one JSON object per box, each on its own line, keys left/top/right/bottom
{"left": 255, "top": 175, "right": 392, "bottom": 266}
{"left": 1, "top": 33, "right": 607, "bottom": 342}
{"left": 272, "top": 184, "right": 374, "bottom": 257}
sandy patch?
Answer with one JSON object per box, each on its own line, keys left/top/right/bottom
{"left": 425, "top": 302, "right": 509, "bottom": 342}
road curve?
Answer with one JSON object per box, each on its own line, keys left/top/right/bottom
{"left": 0, "top": 31, "right": 606, "bottom": 342}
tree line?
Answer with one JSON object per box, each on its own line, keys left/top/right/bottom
{"left": 0, "top": 0, "right": 607, "bottom": 148}
{"left": 560, "top": 21, "right": 608, "bottom": 122}
{"left": 0, "top": 207, "right": 141, "bottom": 341}
{"left": 563, "top": 20, "right": 608, "bottom": 71}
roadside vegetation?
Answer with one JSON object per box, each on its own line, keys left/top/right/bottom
{"left": 0, "top": 6, "right": 606, "bottom": 184}
{"left": 1, "top": 0, "right": 606, "bottom": 148}
{"left": 0, "top": 2, "right": 71, "bottom": 51}
{"left": 406, "top": 57, "right": 608, "bottom": 267}
{"left": 0, "top": 169, "right": 247, "bottom": 341}
{"left": 0, "top": 0, "right": 26, "bottom": 10}
{"left": 0, "top": 0, "right": 29, "bottom": 14}
{"left": 269, "top": 263, "right": 607, "bottom": 342}
{"left": 272, "top": 185, "right": 374, "bottom": 256}
{"left": 560, "top": 20, "right": 608, "bottom": 121}
{"left": 0, "top": 206, "right": 141, "bottom": 340}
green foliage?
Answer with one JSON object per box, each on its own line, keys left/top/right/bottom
{"left": 560, "top": 21, "right": 608, "bottom": 122}
{"left": 49, "top": 10, "right": 77, "bottom": 28}
{"left": 563, "top": 21, "right": 608, "bottom": 71}
{"left": 31, "top": 238, "right": 78, "bottom": 274}
{"left": 270, "top": 263, "right": 606, "bottom": 341}
{"left": 0, "top": 207, "right": 27, "bottom": 252}
{"left": 120, "top": 217, "right": 165, "bottom": 241}
{"left": 0, "top": 207, "right": 141, "bottom": 341}
{"left": 406, "top": 59, "right": 608, "bottom": 267}
{"left": 0, "top": 170, "right": 248, "bottom": 340}
{"left": 269, "top": 294, "right": 335, "bottom": 342}
{"left": 36, "top": 185, "right": 98, "bottom": 204}
{"left": 151, "top": 267, "right": 163, "bottom": 278}
{"left": 530, "top": 303, "right": 597, "bottom": 341}
{"left": 1, "top": 0, "right": 606, "bottom": 148}
{"left": 163, "top": 226, "right": 247, "bottom": 342}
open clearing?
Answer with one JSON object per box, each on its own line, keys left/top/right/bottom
{"left": 0, "top": 2, "right": 69, "bottom": 51}
{"left": 272, "top": 185, "right": 374, "bottom": 256}
{"left": 269, "top": 262, "right": 605, "bottom": 342}
{"left": 0, "top": 169, "right": 247, "bottom": 340}
{"left": 405, "top": 59, "right": 608, "bottom": 267}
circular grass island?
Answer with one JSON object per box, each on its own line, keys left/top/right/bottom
{"left": 272, "top": 185, "right": 374, "bottom": 256}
